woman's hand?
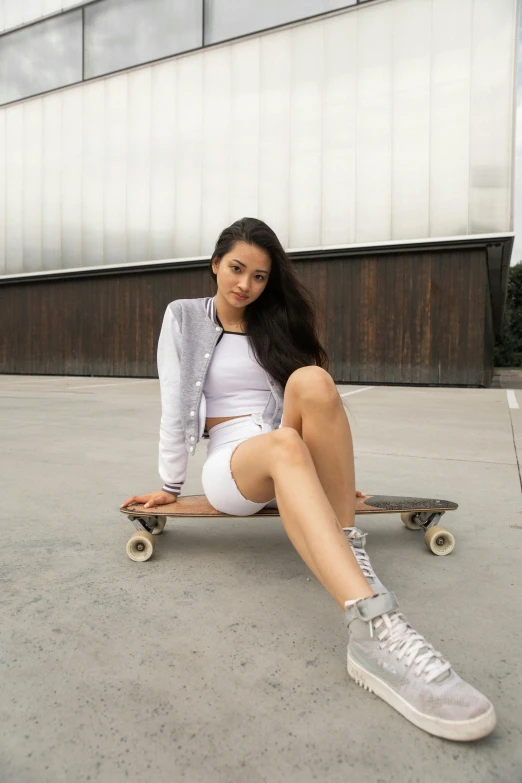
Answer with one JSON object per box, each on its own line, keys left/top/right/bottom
{"left": 120, "top": 491, "right": 177, "bottom": 510}
{"left": 356, "top": 490, "right": 367, "bottom": 498}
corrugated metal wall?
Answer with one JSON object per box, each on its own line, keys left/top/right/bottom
{"left": 0, "top": 247, "right": 494, "bottom": 386}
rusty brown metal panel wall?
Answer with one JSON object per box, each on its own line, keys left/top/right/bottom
{"left": 483, "top": 282, "right": 495, "bottom": 389}
{"left": 294, "top": 248, "right": 490, "bottom": 386}
{"left": 0, "top": 249, "right": 493, "bottom": 386}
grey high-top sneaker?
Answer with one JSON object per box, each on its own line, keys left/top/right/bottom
{"left": 345, "top": 592, "right": 496, "bottom": 741}
{"left": 343, "top": 527, "right": 387, "bottom": 594}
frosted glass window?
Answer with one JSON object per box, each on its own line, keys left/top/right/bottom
{"left": 258, "top": 30, "right": 292, "bottom": 248}
{"left": 288, "top": 24, "right": 323, "bottom": 247}
{"left": 321, "top": 13, "right": 357, "bottom": 246}
{"left": 84, "top": 0, "right": 202, "bottom": 80}
{"left": 469, "top": 0, "right": 516, "bottom": 234}
{"left": 429, "top": 0, "right": 473, "bottom": 237}
{"left": 200, "top": 47, "right": 233, "bottom": 251}
{"left": 391, "top": 0, "right": 431, "bottom": 240}
{"left": 0, "top": 0, "right": 518, "bottom": 279}
{"left": 204, "top": 0, "right": 356, "bottom": 44}
{"left": 355, "top": 2, "right": 393, "bottom": 242}
{"left": 0, "top": 11, "right": 82, "bottom": 105}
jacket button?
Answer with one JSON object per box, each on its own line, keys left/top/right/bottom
{"left": 215, "top": 326, "right": 220, "bottom": 331}
{"left": 190, "top": 411, "right": 195, "bottom": 416}
{"left": 205, "top": 353, "right": 210, "bottom": 358}
{"left": 190, "top": 436, "right": 195, "bottom": 442}
{"left": 196, "top": 381, "right": 201, "bottom": 386}
{"left": 190, "top": 447, "right": 194, "bottom": 453}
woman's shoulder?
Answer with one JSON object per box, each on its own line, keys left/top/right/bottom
{"left": 165, "top": 298, "right": 213, "bottom": 331}
{"left": 166, "top": 297, "right": 210, "bottom": 314}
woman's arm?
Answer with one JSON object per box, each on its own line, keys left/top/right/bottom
{"left": 157, "top": 304, "right": 189, "bottom": 495}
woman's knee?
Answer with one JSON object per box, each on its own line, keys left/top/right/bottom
{"left": 269, "top": 427, "right": 310, "bottom": 464}
{"left": 285, "top": 366, "right": 338, "bottom": 406}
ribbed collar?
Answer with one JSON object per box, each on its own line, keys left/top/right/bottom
{"left": 206, "top": 295, "right": 249, "bottom": 335}
{"left": 205, "top": 296, "right": 219, "bottom": 325}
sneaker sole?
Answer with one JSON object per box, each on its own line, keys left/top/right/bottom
{"left": 347, "top": 651, "right": 496, "bottom": 741}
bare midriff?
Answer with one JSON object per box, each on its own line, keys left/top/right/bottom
{"left": 205, "top": 414, "right": 251, "bottom": 431}
{"left": 206, "top": 320, "right": 253, "bottom": 432}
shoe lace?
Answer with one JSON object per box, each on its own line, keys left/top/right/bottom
{"left": 372, "top": 612, "right": 452, "bottom": 684}
{"left": 344, "top": 527, "right": 376, "bottom": 581}
{"left": 354, "top": 549, "right": 375, "bottom": 581}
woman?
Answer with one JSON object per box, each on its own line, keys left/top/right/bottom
{"left": 121, "top": 217, "right": 495, "bottom": 741}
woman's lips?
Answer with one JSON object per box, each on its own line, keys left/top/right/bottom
{"left": 233, "top": 293, "right": 248, "bottom": 300}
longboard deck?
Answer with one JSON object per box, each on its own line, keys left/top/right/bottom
{"left": 121, "top": 494, "right": 458, "bottom": 519}
{"left": 121, "top": 494, "right": 459, "bottom": 559}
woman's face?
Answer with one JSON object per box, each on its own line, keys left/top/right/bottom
{"left": 212, "top": 241, "right": 271, "bottom": 308}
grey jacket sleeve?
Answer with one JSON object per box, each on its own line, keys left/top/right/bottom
{"left": 157, "top": 304, "right": 188, "bottom": 495}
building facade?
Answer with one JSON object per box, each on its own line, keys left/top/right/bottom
{"left": 0, "top": 0, "right": 519, "bottom": 385}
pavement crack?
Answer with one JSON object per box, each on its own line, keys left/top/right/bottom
{"left": 356, "top": 451, "right": 515, "bottom": 467}
{"left": 507, "top": 408, "right": 522, "bottom": 494}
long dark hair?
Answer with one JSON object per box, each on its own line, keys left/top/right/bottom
{"left": 210, "top": 217, "right": 329, "bottom": 389}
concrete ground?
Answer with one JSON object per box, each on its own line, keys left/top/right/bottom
{"left": 1, "top": 374, "right": 521, "bottom": 783}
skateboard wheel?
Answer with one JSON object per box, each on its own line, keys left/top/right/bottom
{"left": 424, "top": 526, "right": 455, "bottom": 556}
{"left": 151, "top": 517, "right": 166, "bottom": 535}
{"left": 126, "top": 531, "right": 155, "bottom": 562}
{"left": 401, "top": 512, "right": 421, "bottom": 530}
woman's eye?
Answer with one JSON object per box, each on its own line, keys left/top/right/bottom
{"left": 230, "top": 266, "right": 265, "bottom": 282}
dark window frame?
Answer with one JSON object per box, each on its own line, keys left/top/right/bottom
{"left": 0, "top": 0, "right": 379, "bottom": 108}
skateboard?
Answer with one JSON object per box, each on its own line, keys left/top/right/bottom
{"left": 120, "top": 494, "right": 458, "bottom": 562}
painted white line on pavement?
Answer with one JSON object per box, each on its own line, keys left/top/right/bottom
{"left": 67, "top": 380, "right": 157, "bottom": 390}
{"left": 507, "top": 390, "right": 519, "bottom": 409}
{"left": 340, "top": 386, "right": 376, "bottom": 397}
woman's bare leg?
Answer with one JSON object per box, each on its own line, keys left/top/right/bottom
{"left": 281, "top": 367, "right": 357, "bottom": 529}
{"left": 230, "top": 427, "right": 373, "bottom": 608}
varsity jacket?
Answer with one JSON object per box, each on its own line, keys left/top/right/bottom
{"left": 157, "top": 296, "right": 285, "bottom": 496}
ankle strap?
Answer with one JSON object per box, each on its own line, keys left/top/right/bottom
{"left": 345, "top": 591, "right": 398, "bottom": 625}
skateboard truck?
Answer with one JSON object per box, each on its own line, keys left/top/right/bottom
{"left": 409, "top": 511, "right": 443, "bottom": 529}
{"left": 125, "top": 507, "right": 167, "bottom": 535}
{"left": 400, "top": 511, "right": 455, "bottom": 555}
{"left": 126, "top": 512, "right": 158, "bottom": 534}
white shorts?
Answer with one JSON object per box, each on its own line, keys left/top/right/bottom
{"left": 201, "top": 413, "right": 279, "bottom": 516}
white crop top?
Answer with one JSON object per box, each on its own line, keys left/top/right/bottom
{"left": 203, "top": 332, "right": 270, "bottom": 417}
